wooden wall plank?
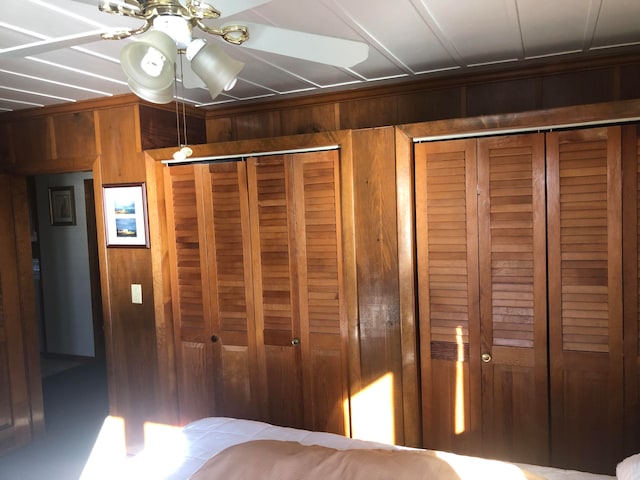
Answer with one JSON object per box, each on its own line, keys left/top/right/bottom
{"left": 139, "top": 105, "right": 206, "bottom": 151}
{"left": 622, "top": 124, "right": 640, "bottom": 458}
{"left": 395, "top": 127, "right": 421, "bottom": 447}
{"left": 467, "top": 78, "right": 540, "bottom": 116}
{"left": 0, "top": 175, "right": 41, "bottom": 455}
{"left": 96, "top": 105, "right": 160, "bottom": 451}
{"left": 542, "top": 69, "right": 615, "bottom": 109}
{"left": 351, "top": 127, "right": 403, "bottom": 443}
{"left": 235, "top": 111, "right": 282, "bottom": 140}
{"left": 51, "top": 111, "right": 96, "bottom": 159}
{"left": 281, "top": 104, "right": 339, "bottom": 136}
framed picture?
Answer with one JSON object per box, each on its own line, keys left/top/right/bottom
{"left": 102, "top": 182, "right": 149, "bottom": 248}
{"left": 49, "top": 186, "right": 76, "bottom": 226}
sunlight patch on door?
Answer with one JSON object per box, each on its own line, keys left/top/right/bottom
{"left": 348, "top": 372, "right": 395, "bottom": 444}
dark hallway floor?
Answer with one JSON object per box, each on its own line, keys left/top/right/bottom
{"left": 0, "top": 359, "right": 109, "bottom": 480}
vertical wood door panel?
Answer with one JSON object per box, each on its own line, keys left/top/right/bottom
{"left": 165, "top": 165, "right": 216, "bottom": 424}
{"left": 415, "top": 139, "right": 481, "bottom": 456}
{"left": 291, "top": 150, "right": 348, "bottom": 435}
{"left": 203, "top": 161, "right": 258, "bottom": 420}
{"left": 477, "top": 134, "right": 548, "bottom": 465}
{"left": 547, "top": 127, "right": 624, "bottom": 474}
{"left": 248, "top": 155, "right": 304, "bottom": 429}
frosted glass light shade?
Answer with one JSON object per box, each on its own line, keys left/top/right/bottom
{"left": 186, "top": 39, "right": 244, "bottom": 100}
{"left": 127, "top": 79, "right": 174, "bottom": 104}
{"left": 120, "top": 30, "right": 177, "bottom": 92}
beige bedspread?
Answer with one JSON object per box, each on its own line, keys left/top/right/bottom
{"left": 190, "top": 439, "right": 546, "bottom": 480}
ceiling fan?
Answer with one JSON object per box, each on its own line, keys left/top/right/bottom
{"left": 0, "top": 0, "right": 369, "bottom": 104}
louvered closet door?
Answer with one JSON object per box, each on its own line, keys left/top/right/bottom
{"left": 247, "top": 150, "right": 348, "bottom": 434}
{"left": 165, "top": 165, "right": 215, "bottom": 424}
{"left": 290, "top": 150, "right": 348, "bottom": 435}
{"left": 247, "top": 154, "right": 304, "bottom": 428}
{"left": 166, "top": 163, "right": 259, "bottom": 424}
{"left": 415, "top": 139, "right": 482, "bottom": 456}
{"left": 201, "top": 162, "right": 259, "bottom": 421}
{"left": 546, "top": 127, "right": 624, "bottom": 474}
{"left": 477, "top": 134, "right": 548, "bottom": 465}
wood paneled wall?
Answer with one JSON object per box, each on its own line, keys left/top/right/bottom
{"left": 205, "top": 51, "right": 640, "bottom": 143}
{"left": 0, "top": 94, "right": 206, "bottom": 452}
{"left": 1, "top": 49, "right": 640, "bottom": 457}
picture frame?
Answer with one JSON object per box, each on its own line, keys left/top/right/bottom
{"left": 102, "top": 182, "right": 149, "bottom": 248}
{"left": 49, "top": 186, "right": 76, "bottom": 226}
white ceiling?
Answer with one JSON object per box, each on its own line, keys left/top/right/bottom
{"left": 1, "top": 0, "right": 640, "bottom": 113}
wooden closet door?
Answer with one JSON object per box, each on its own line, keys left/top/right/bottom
{"left": 248, "top": 154, "right": 305, "bottom": 428}
{"left": 201, "top": 162, "right": 259, "bottom": 421}
{"left": 165, "top": 165, "right": 216, "bottom": 424}
{"left": 248, "top": 150, "right": 348, "bottom": 434}
{"left": 166, "top": 162, "right": 260, "bottom": 424}
{"left": 415, "top": 139, "right": 482, "bottom": 456}
{"left": 290, "top": 150, "right": 348, "bottom": 435}
{"left": 546, "top": 127, "right": 624, "bottom": 474}
{"left": 477, "top": 134, "right": 548, "bottom": 465}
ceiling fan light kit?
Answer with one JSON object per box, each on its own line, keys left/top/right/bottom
{"left": 120, "top": 29, "right": 176, "bottom": 89}
{"left": 128, "top": 77, "right": 175, "bottom": 103}
{"left": 187, "top": 38, "right": 245, "bottom": 98}
{"left": 112, "top": 1, "right": 251, "bottom": 104}
{"left": 0, "top": 1, "right": 369, "bottom": 106}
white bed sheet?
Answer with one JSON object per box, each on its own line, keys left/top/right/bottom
{"left": 81, "top": 417, "right": 616, "bottom": 480}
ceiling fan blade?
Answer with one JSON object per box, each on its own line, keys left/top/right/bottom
{"left": 237, "top": 22, "right": 368, "bottom": 68}
{"left": 211, "top": 0, "right": 272, "bottom": 18}
{"left": 0, "top": 30, "right": 110, "bottom": 58}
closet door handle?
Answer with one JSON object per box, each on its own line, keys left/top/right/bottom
{"left": 291, "top": 337, "right": 300, "bottom": 346}
{"left": 211, "top": 335, "right": 219, "bottom": 343}
{"left": 481, "top": 353, "right": 492, "bottom": 363}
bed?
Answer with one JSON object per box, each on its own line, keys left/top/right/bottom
{"left": 79, "top": 417, "right": 637, "bottom": 480}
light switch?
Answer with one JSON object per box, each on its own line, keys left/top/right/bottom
{"left": 131, "top": 284, "right": 142, "bottom": 304}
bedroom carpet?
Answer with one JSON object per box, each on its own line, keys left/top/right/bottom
{"left": 0, "top": 359, "right": 109, "bottom": 480}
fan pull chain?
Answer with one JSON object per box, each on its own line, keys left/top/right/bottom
{"left": 180, "top": 53, "right": 188, "bottom": 147}
{"left": 174, "top": 63, "right": 181, "bottom": 148}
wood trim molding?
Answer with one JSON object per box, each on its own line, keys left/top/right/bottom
{"left": 144, "top": 130, "right": 354, "bottom": 163}
{"left": 398, "top": 98, "right": 640, "bottom": 141}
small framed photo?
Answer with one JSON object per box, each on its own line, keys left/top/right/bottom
{"left": 102, "top": 182, "right": 149, "bottom": 248}
{"left": 49, "top": 186, "right": 76, "bottom": 226}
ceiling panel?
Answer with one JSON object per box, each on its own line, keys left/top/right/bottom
{"left": 328, "top": 0, "right": 459, "bottom": 74}
{"left": 593, "top": 0, "right": 640, "bottom": 47}
{"left": 518, "top": 0, "right": 594, "bottom": 57}
{"left": 0, "top": 0, "right": 638, "bottom": 112}
{"left": 418, "top": 0, "right": 523, "bottom": 64}
{"left": 1, "top": 56, "right": 126, "bottom": 96}
{"left": 0, "top": 69, "right": 110, "bottom": 102}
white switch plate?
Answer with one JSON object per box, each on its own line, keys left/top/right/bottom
{"left": 131, "top": 284, "right": 142, "bottom": 304}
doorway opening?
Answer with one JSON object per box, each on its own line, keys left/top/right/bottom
{"left": 27, "top": 171, "right": 109, "bottom": 430}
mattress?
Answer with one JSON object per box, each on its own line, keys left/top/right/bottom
{"left": 80, "top": 417, "right": 617, "bottom": 480}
